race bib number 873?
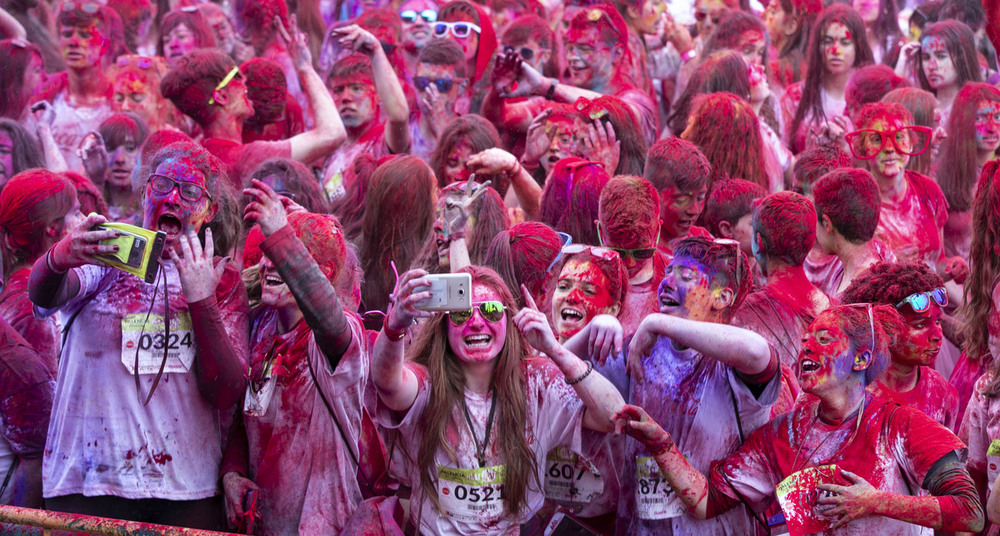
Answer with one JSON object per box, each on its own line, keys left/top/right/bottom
{"left": 635, "top": 456, "right": 684, "bottom": 520}
{"left": 437, "top": 464, "right": 506, "bottom": 523}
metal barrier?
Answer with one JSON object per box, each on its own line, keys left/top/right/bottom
{"left": 0, "top": 505, "right": 241, "bottom": 536}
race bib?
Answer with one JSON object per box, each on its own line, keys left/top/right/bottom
{"left": 775, "top": 465, "right": 844, "bottom": 536}
{"left": 437, "top": 464, "right": 506, "bottom": 523}
{"left": 543, "top": 446, "right": 604, "bottom": 503}
{"left": 987, "top": 439, "right": 1000, "bottom": 486}
{"left": 121, "top": 313, "right": 195, "bottom": 374}
{"left": 244, "top": 376, "right": 276, "bottom": 418}
{"left": 635, "top": 456, "right": 684, "bottom": 520}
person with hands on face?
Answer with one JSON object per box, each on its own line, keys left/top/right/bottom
{"left": 320, "top": 24, "right": 411, "bottom": 202}
{"left": 27, "top": 140, "right": 248, "bottom": 530}
{"left": 409, "top": 38, "right": 470, "bottom": 160}
{"left": 220, "top": 179, "right": 369, "bottom": 534}
{"left": 619, "top": 236, "right": 781, "bottom": 536}
{"left": 614, "top": 303, "right": 984, "bottom": 535}
{"left": 517, "top": 104, "right": 586, "bottom": 182}
{"left": 465, "top": 147, "right": 542, "bottom": 220}
{"left": 371, "top": 265, "right": 626, "bottom": 534}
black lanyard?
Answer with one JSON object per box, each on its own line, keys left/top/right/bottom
{"left": 461, "top": 390, "right": 498, "bottom": 468}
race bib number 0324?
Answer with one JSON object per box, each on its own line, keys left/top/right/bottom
{"left": 121, "top": 312, "right": 196, "bottom": 374}
{"left": 437, "top": 464, "right": 506, "bottom": 523}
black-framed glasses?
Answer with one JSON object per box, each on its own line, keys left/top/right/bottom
{"left": 503, "top": 45, "right": 536, "bottom": 61}
{"left": 148, "top": 174, "right": 212, "bottom": 203}
{"left": 896, "top": 287, "right": 947, "bottom": 313}
{"left": 448, "top": 301, "right": 506, "bottom": 326}
{"left": 414, "top": 76, "right": 459, "bottom": 92}
{"left": 432, "top": 21, "right": 481, "bottom": 38}
{"left": 845, "top": 126, "right": 932, "bottom": 160}
{"left": 400, "top": 9, "right": 437, "bottom": 23}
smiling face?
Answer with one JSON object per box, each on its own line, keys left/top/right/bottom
{"left": 658, "top": 255, "right": 718, "bottom": 321}
{"left": 798, "top": 311, "right": 857, "bottom": 393}
{"left": 552, "top": 258, "right": 618, "bottom": 340}
{"left": 259, "top": 255, "right": 296, "bottom": 309}
{"left": 659, "top": 184, "right": 708, "bottom": 242}
{"left": 142, "top": 157, "right": 217, "bottom": 249}
{"left": 329, "top": 74, "right": 377, "bottom": 130}
{"left": 59, "top": 22, "right": 106, "bottom": 69}
{"left": 864, "top": 116, "right": 911, "bottom": 181}
{"left": 447, "top": 283, "right": 507, "bottom": 364}
{"left": 442, "top": 13, "right": 480, "bottom": 64}
{"left": 974, "top": 100, "right": 1000, "bottom": 154}
{"left": 162, "top": 23, "right": 198, "bottom": 67}
{"left": 921, "top": 35, "right": 957, "bottom": 90}
{"left": 565, "top": 26, "right": 618, "bottom": 91}
{"left": 821, "top": 22, "right": 856, "bottom": 76}
{"left": 893, "top": 302, "right": 942, "bottom": 367}
{"left": 401, "top": 0, "right": 438, "bottom": 49}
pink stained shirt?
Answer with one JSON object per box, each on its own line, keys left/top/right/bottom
{"left": 870, "top": 366, "right": 960, "bottom": 431}
{"left": 874, "top": 170, "right": 948, "bottom": 270}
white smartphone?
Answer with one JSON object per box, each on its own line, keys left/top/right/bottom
{"left": 416, "top": 273, "right": 473, "bottom": 312}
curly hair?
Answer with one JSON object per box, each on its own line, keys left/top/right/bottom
{"left": 841, "top": 261, "right": 944, "bottom": 307}
{"left": 963, "top": 160, "right": 1000, "bottom": 365}
{"left": 812, "top": 168, "right": 880, "bottom": 244}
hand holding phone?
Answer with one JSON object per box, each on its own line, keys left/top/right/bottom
{"left": 415, "top": 273, "right": 472, "bottom": 312}
{"left": 92, "top": 219, "right": 166, "bottom": 283}
{"left": 48, "top": 213, "right": 120, "bottom": 272}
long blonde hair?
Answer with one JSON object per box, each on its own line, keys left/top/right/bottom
{"left": 406, "top": 266, "right": 538, "bottom": 518}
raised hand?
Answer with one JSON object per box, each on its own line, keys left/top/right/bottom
{"left": 513, "top": 284, "right": 561, "bottom": 356}
{"left": 442, "top": 176, "right": 492, "bottom": 240}
{"left": 274, "top": 14, "right": 313, "bottom": 72}
{"left": 580, "top": 120, "right": 620, "bottom": 174}
{"left": 522, "top": 109, "right": 554, "bottom": 168}
{"left": 48, "top": 213, "right": 119, "bottom": 271}
{"left": 243, "top": 179, "right": 290, "bottom": 237}
{"left": 587, "top": 314, "right": 624, "bottom": 366}
{"left": 466, "top": 148, "right": 520, "bottom": 177}
{"left": 628, "top": 315, "right": 663, "bottom": 384}
{"left": 168, "top": 228, "right": 227, "bottom": 303}
{"left": 331, "top": 24, "right": 381, "bottom": 57}
{"left": 78, "top": 131, "right": 109, "bottom": 185}
{"left": 492, "top": 51, "right": 546, "bottom": 99}
{"left": 385, "top": 269, "right": 435, "bottom": 332}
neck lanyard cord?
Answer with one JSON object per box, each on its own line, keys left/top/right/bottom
{"left": 461, "top": 389, "right": 498, "bottom": 468}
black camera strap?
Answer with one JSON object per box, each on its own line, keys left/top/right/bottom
{"left": 133, "top": 266, "right": 170, "bottom": 406}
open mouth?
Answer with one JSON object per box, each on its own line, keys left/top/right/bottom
{"left": 560, "top": 307, "right": 584, "bottom": 323}
{"left": 660, "top": 295, "right": 680, "bottom": 308}
{"left": 799, "top": 359, "right": 820, "bottom": 374}
{"left": 264, "top": 274, "right": 285, "bottom": 287}
{"left": 157, "top": 214, "right": 182, "bottom": 236}
{"left": 464, "top": 334, "right": 493, "bottom": 348}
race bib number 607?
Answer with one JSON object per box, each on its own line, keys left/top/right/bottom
{"left": 437, "top": 464, "right": 506, "bottom": 523}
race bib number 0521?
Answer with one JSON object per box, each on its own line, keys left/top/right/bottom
{"left": 437, "top": 464, "right": 506, "bottom": 523}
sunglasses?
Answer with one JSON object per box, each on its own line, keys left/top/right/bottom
{"left": 896, "top": 287, "right": 947, "bottom": 313}
{"left": 432, "top": 21, "right": 481, "bottom": 38}
{"left": 414, "top": 76, "right": 459, "bottom": 92}
{"left": 562, "top": 244, "right": 620, "bottom": 261}
{"left": 208, "top": 66, "right": 242, "bottom": 105}
{"left": 546, "top": 232, "right": 574, "bottom": 272}
{"left": 448, "top": 301, "right": 506, "bottom": 326}
{"left": 400, "top": 9, "right": 437, "bottom": 23}
{"left": 597, "top": 226, "right": 656, "bottom": 261}
{"left": 694, "top": 10, "right": 721, "bottom": 24}
{"left": 503, "top": 45, "right": 536, "bottom": 61}
{"left": 62, "top": 0, "right": 100, "bottom": 14}
{"left": 148, "top": 174, "right": 212, "bottom": 203}
{"left": 845, "top": 126, "right": 932, "bottom": 160}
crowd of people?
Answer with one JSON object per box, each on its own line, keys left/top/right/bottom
{"left": 0, "top": 0, "right": 999, "bottom": 533}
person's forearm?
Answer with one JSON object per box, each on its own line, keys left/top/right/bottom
{"left": 0, "top": 7, "right": 26, "bottom": 39}
{"left": 189, "top": 296, "right": 246, "bottom": 410}
{"left": 654, "top": 443, "right": 710, "bottom": 519}
{"left": 481, "top": 90, "right": 534, "bottom": 131}
{"left": 508, "top": 165, "right": 541, "bottom": 221}
{"left": 27, "top": 252, "right": 80, "bottom": 310}
{"left": 370, "top": 49, "right": 410, "bottom": 153}
{"left": 987, "top": 471, "right": 1000, "bottom": 525}
{"left": 448, "top": 237, "right": 470, "bottom": 272}
{"left": 866, "top": 490, "right": 982, "bottom": 531}
{"left": 36, "top": 126, "right": 68, "bottom": 173}
{"left": 547, "top": 346, "right": 624, "bottom": 432}
{"left": 372, "top": 330, "right": 420, "bottom": 412}
{"left": 260, "top": 225, "right": 352, "bottom": 366}
{"left": 220, "top": 410, "right": 249, "bottom": 478}
{"left": 548, "top": 81, "right": 602, "bottom": 105}
{"left": 649, "top": 314, "right": 771, "bottom": 376}
{"left": 292, "top": 65, "right": 346, "bottom": 163}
